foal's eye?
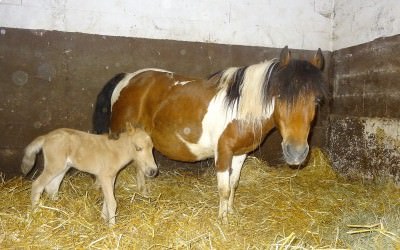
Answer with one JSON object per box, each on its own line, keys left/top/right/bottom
{"left": 135, "top": 145, "right": 143, "bottom": 151}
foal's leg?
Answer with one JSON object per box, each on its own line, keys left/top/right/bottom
{"left": 228, "top": 154, "right": 247, "bottom": 213}
{"left": 31, "top": 170, "right": 56, "bottom": 206}
{"left": 136, "top": 168, "right": 148, "bottom": 196}
{"left": 45, "top": 167, "right": 69, "bottom": 199}
{"left": 31, "top": 156, "right": 65, "bottom": 206}
{"left": 98, "top": 175, "right": 117, "bottom": 226}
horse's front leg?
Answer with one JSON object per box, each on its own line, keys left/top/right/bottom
{"left": 228, "top": 154, "right": 247, "bottom": 212}
{"left": 216, "top": 168, "right": 230, "bottom": 223}
{"left": 215, "top": 148, "right": 233, "bottom": 223}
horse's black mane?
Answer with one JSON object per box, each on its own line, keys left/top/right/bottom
{"left": 208, "top": 59, "right": 327, "bottom": 112}
{"left": 225, "top": 66, "right": 247, "bottom": 108}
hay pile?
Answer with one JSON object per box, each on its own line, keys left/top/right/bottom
{"left": 1, "top": 149, "right": 399, "bottom": 249}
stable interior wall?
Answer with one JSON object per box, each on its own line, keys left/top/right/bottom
{"left": 1, "top": 1, "right": 399, "bottom": 183}
{"left": 0, "top": 0, "right": 333, "bottom": 178}
{"left": 0, "top": 28, "right": 331, "bottom": 178}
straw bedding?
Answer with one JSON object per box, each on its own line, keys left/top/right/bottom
{"left": 0, "top": 149, "right": 399, "bottom": 249}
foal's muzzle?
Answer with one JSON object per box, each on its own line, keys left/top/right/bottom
{"left": 282, "top": 142, "right": 309, "bottom": 165}
{"left": 145, "top": 167, "right": 158, "bottom": 178}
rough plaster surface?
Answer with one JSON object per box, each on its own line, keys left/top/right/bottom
{"left": 0, "top": 0, "right": 333, "bottom": 50}
{"left": 333, "top": 0, "right": 400, "bottom": 50}
{"left": 1, "top": 1, "right": 399, "bottom": 50}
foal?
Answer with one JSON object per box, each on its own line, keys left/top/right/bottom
{"left": 21, "top": 127, "right": 158, "bottom": 225}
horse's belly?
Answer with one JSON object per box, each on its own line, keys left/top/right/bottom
{"left": 152, "top": 130, "right": 214, "bottom": 162}
{"left": 151, "top": 92, "right": 236, "bottom": 162}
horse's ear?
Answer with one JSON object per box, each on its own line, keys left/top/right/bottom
{"left": 311, "top": 48, "right": 324, "bottom": 70}
{"left": 280, "top": 45, "right": 291, "bottom": 66}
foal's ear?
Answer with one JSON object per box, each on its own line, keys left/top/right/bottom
{"left": 311, "top": 48, "right": 324, "bottom": 70}
{"left": 126, "top": 122, "right": 136, "bottom": 134}
{"left": 280, "top": 45, "right": 291, "bottom": 66}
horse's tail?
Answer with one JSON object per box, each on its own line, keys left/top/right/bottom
{"left": 21, "top": 135, "right": 45, "bottom": 175}
{"left": 92, "top": 73, "right": 126, "bottom": 134}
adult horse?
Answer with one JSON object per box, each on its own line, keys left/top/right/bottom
{"left": 93, "top": 46, "right": 327, "bottom": 222}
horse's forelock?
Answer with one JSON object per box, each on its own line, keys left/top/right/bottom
{"left": 267, "top": 60, "right": 327, "bottom": 107}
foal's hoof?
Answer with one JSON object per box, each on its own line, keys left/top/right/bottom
{"left": 138, "top": 186, "right": 150, "bottom": 197}
{"left": 218, "top": 212, "right": 229, "bottom": 224}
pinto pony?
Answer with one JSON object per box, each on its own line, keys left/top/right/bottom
{"left": 21, "top": 127, "right": 157, "bottom": 225}
{"left": 93, "top": 46, "right": 327, "bottom": 222}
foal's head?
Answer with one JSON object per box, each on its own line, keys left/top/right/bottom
{"left": 126, "top": 127, "right": 158, "bottom": 177}
{"left": 269, "top": 46, "right": 327, "bottom": 165}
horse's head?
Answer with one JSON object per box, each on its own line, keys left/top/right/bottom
{"left": 127, "top": 126, "right": 158, "bottom": 177}
{"left": 270, "top": 46, "right": 327, "bottom": 165}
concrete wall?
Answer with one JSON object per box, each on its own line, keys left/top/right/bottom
{"left": 328, "top": 35, "right": 400, "bottom": 184}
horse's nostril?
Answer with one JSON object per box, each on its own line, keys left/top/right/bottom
{"left": 285, "top": 144, "right": 309, "bottom": 159}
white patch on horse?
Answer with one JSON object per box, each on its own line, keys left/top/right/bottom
{"left": 111, "top": 68, "right": 173, "bottom": 110}
{"left": 183, "top": 127, "right": 191, "bottom": 135}
{"left": 174, "top": 80, "right": 192, "bottom": 86}
{"left": 176, "top": 91, "right": 237, "bottom": 160}
{"left": 177, "top": 59, "right": 279, "bottom": 159}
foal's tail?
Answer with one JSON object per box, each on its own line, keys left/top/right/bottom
{"left": 92, "top": 73, "right": 126, "bottom": 134}
{"left": 21, "top": 136, "right": 45, "bottom": 175}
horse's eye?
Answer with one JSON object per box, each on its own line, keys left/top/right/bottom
{"left": 135, "top": 145, "right": 143, "bottom": 151}
{"left": 315, "top": 98, "right": 321, "bottom": 105}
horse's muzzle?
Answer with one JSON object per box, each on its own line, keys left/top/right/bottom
{"left": 282, "top": 142, "right": 309, "bottom": 165}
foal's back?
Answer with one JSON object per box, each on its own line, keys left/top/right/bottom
{"left": 42, "top": 128, "right": 131, "bottom": 174}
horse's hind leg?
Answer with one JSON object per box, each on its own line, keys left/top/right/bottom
{"left": 98, "top": 175, "right": 117, "bottom": 226}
